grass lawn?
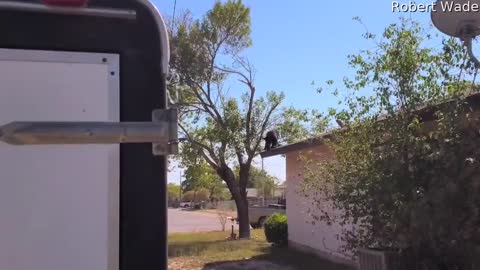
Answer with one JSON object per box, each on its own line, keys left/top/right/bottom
{"left": 168, "top": 229, "right": 355, "bottom": 270}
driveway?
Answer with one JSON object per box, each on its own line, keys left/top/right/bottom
{"left": 168, "top": 208, "right": 238, "bottom": 233}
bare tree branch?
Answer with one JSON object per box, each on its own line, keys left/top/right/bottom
{"left": 215, "top": 61, "right": 256, "bottom": 154}
{"left": 187, "top": 78, "right": 227, "bottom": 128}
{"left": 215, "top": 66, "right": 250, "bottom": 85}
{"left": 251, "top": 101, "right": 282, "bottom": 159}
{"left": 178, "top": 104, "right": 206, "bottom": 113}
{"left": 201, "top": 150, "right": 219, "bottom": 169}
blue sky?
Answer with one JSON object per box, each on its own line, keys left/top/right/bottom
{"left": 154, "top": 0, "right": 446, "bottom": 184}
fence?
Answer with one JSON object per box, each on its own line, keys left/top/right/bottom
{"left": 248, "top": 198, "right": 283, "bottom": 207}
{"left": 202, "top": 198, "right": 284, "bottom": 210}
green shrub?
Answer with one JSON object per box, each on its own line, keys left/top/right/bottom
{"left": 264, "top": 213, "right": 288, "bottom": 245}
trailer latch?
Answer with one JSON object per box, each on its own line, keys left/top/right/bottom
{"left": 0, "top": 108, "right": 178, "bottom": 156}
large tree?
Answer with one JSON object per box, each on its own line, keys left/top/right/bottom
{"left": 239, "top": 166, "right": 278, "bottom": 198}
{"left": 253, "top": 172, "right": 277, "bottom": 199}
{"left": 234, "top": 165, "right": 278, "bottom": 188}
{"left": 302, "top": 18, "right": 480, "bottom": 268}
{"left": 167, "top": 0, "right": 319, "bottom": 238}
{"left": 183, "top": 162, "right": 228, "bottom": 201}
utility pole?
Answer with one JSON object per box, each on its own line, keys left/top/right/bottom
{"left": 179, "top": 169, "right": 182, "bottom": 199}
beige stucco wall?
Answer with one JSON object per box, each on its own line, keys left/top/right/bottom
{"left": 285, "top": 144, "right": 356, "bottom": 266}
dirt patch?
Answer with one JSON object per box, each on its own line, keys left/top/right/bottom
{"left": 168, "top": 257, "right": 203, "bottom": 270}
{"left": 204, "top": 260, "right": 295, "bottom": 270}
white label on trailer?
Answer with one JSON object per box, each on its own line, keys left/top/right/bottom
{"left": 0, "top": 49, "right": 119, "bottom": 270}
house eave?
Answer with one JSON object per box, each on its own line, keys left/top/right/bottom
{"left": 260, "top": 137, "right": 325, "bottom": 158}
{"left": 260, "top": 92, "right": 480, "bottom": 159}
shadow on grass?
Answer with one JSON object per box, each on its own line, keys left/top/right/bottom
{"left": 169, "top": 240, "right": 227, "bottom": 257}
{"left": 169, "top": 239, "right": 266, "bottom": 258}
{"left": 202, "top": 245, "right": 355, "bottom": 270}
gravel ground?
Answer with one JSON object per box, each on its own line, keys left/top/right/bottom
{"left": 204, "top": 260, "right": 295, "bottom": 270}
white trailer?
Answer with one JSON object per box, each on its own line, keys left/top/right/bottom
{"left": 0, "top": 1, "right": 173, "bottom": 270}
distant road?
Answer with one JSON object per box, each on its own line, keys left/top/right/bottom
{"left": 168, "top": 208, "right": 238, "bottom": 233}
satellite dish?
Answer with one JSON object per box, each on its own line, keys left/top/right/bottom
{"left": 431, "top": 0, "right": 480, "bottom": 38}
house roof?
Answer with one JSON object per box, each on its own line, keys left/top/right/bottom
{"left": 260, "top": 92, "right": 480, "bottom": 159}
{"left": 260, "top": 137, "right": 326, "bottom": 158}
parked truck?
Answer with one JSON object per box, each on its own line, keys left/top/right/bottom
{"left": 249, "top": 203, "right": 286, "bottom": 228}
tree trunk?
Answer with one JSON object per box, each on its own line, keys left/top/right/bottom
{"left": 235, "top": 195, "right": 250, "bottom": 239}
{"left": 228, "top": 185, "right": 250, "bottom": 239}
{"left": 217, "top": 164, "right": 251, "bottom": 239}
{"left": 237, "top": 164, "right": 251, "bottom": 239}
